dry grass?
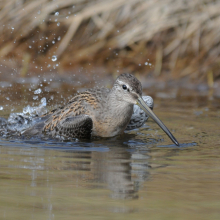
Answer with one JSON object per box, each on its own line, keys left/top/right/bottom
{"left": 0, "top": 0, "right": 220, "bottom": 82}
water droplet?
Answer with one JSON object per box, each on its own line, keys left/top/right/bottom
{"left": 52, "top": 40, "right": 55, "bottom": 44}
{"left": 33, "top": 96, "right": 38, "bottom": 100}
{"left": 34, "top": 88, "right": 42, "bottom": 94}
{"left": 57, "top": 36, "right": 61, "bottom": 41}
{"left": 52, "top": 55, "right": 57, "bottom": 62}
{"left": 40, "top": 97, "right": 47, "bottom": 106}
{"left": 0, "top": 106, "right": 3, "bottom": 110}
{"left": 55, "top": 12, "right": 59, "bottom": 16}
{"left": 23, "top": 105, "right": 30, "bottom": 114}
{"left": 57, "top": 22, "right": 60, "bottom": 26}
{"left": 145, "top": 62, "right": 148, "bottom": 65}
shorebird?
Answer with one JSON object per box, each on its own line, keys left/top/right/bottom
{"left": 24, "top": 73, "right": 179, "bottom": 146}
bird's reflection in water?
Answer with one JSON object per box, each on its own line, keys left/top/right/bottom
{"left": 64, "top": 135, "right": 151, "bottom": 200}
{"left": 91, "top": 146, "right": 150, "bottom": 199}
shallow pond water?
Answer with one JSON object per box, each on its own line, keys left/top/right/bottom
{"left": 0, "top": 76, "right": 220, "bottom": 220}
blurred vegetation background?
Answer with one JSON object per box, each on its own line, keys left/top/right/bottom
{"left": 0, "top": 0, "right": 220, "bottom": 84}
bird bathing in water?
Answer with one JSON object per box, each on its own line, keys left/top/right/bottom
{"left": 23, "top": 73, "right": 179, "bottom": 146}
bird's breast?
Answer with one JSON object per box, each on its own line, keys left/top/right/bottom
{"left": 91, "top": 103, "right": 133, "bottom": 137}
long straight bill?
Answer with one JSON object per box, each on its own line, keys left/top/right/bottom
{"left": 137, "top": 97, "right": 179, "bottom": 146}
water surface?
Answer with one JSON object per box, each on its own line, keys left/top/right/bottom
{"left": 0, "top": 76, "right": 219, "bottom": 220}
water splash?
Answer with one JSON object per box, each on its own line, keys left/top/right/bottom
{"left": 22, "top": 97, "right": 47, "bottom": 116}
{"left": 0, "top": 98, "right": 48, "bottom": 136}
{"left": 34, "top": 88, "right": 42, "bottom": 94}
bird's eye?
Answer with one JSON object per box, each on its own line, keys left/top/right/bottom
{"left": 122, "top": 85, "right": 127, "bottom": 90}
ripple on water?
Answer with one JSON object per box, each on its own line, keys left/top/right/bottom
{"left": 0, "top": 78, "right": 220, "bottom": 219}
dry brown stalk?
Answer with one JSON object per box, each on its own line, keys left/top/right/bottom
{"left": 0, "top": 0, "right": 219, "bottom": 81}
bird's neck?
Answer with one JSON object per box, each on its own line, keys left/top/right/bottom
{"left": 107, "top": 88, "right": 133, "bottom": 118}
{"left": 91, "top": 88, "right": 134, "bottom": 137}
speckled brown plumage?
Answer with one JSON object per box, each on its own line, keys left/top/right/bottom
{"left": 24, "top": 73, "right": 143, "bottom": 140}
{"left": 24, "top": 73, "right": 148, "bottom": 139}
{"left": 24, "top": 73, "right": 142, "bottom": 139}
{"left": 25, "top": 73, "right": 142, "bottom": 138}
{"left": 21, "top": 73, "right": 179, "bottom": 145}
{"left": 42, "top": 88, "right": 110, "bottom": 139}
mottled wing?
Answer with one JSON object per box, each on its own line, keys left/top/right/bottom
{"left": 42, "top": 87, "right": 109, "bottom": 138}
{"left": 42, "top": 94, "right": 88, "bottom": 135}
{"left": 46, "top": 115, "right": 93, "bottom": 139}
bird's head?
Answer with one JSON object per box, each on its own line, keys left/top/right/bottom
{"left": 113, "top": 73, "right": 179, "bottom": 146}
